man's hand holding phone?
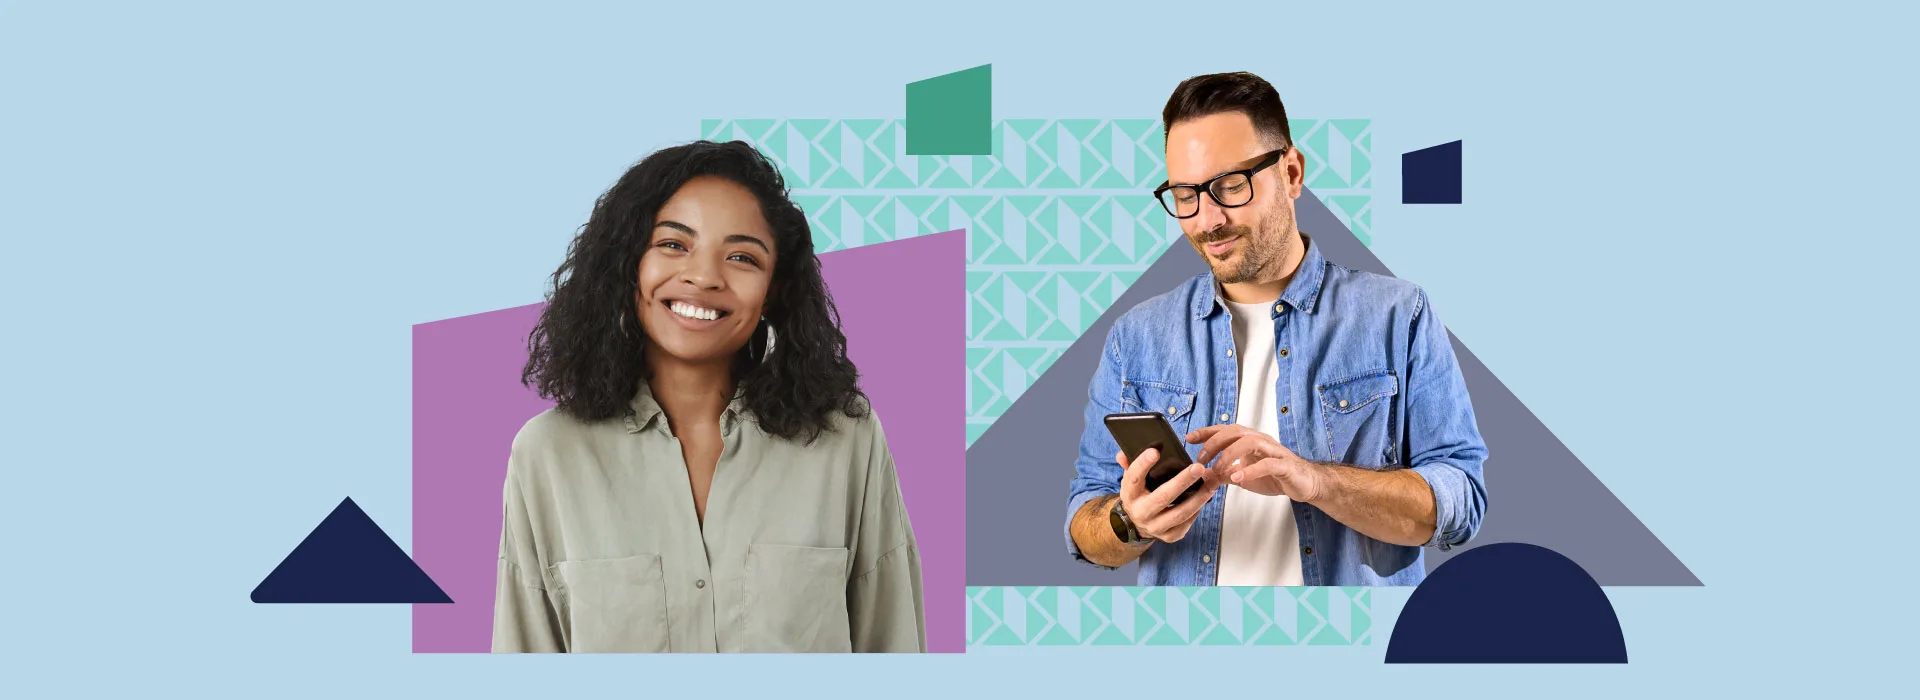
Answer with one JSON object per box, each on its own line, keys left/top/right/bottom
{"left": 1115, "top": 447, "right": 1223, "bottom": 543}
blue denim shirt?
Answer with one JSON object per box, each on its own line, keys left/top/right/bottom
{"left": 1064, "top": 237, "right": 1488, "bottom": 586}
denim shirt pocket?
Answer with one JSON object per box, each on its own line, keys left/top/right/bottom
{"left": 1120, "top": 380, "right": 1199, "bottom": 439}
{"left": 1316, "top": 370, "right": 1399, "bottom": 467}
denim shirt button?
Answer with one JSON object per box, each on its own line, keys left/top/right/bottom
{"left": 1303, "top": 546, "right": 1313, "bottom": 556}
{"left": 1202, "top": 554, "right": 1211, "bottom": 563}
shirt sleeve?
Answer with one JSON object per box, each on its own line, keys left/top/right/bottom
{"left": 491, "top": 451, "right": 565, "bottom": 653}
{"left": 845, "top": 412, "right": 928, "bottom": 653}
{"left": 1403, "top": 289, "right": 1490, "bottom": 550}
{"left": 1064, "top": 322, "right": 1129, "bottom": 569}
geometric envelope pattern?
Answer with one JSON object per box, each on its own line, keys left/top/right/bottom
{"left": 967, "top": 586, "right": 1369, "bottom": 646}
{"left": 703, "top": 117, "right": 1371, "bottom": 446}
{"left": 1299, "top": 119, "right": 1374, "bottom": 245}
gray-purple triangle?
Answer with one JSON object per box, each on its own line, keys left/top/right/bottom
{"left": 964, "top": 189, "right": 1699, "bottom": 586}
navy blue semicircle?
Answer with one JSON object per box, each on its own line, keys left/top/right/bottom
{"left": 1387, "top": 542, "right": 1626, "bottom": 663}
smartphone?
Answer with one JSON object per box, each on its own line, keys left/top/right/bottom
{"left": 1104, "top": 412, "right": 1204, "bottom": 500}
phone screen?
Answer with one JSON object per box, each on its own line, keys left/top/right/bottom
{"left": 1103, "top": 412, "right": 1204, "bottom": 499}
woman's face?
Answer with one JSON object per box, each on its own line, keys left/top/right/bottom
{"left": 635, "top": 176, "right": 777, "bottom": 367}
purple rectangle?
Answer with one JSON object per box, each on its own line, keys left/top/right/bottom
{"left": 411, "top": 230, "right": 966, "bottom": 653}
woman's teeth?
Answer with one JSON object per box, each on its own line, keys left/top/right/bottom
{"left": 670, "top": 301, "right": 721, "bottom": 321}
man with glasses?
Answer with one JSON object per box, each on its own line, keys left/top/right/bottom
{"left": 1063, "top": 72, "right": 1488, "bottom": 585}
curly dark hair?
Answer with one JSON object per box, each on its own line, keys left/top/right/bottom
{"left": 521, "top": 140, "right": 868, "bottom": 443}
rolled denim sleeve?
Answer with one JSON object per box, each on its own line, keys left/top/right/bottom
{"left": 1064, "top": 322, "right": 1130, "bottom": 569}
{"left": 1403, "top": 289, "right": 1489, "bottom": 549}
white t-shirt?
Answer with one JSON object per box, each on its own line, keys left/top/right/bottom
{"left": 1216, "top": 297, "right": 1305, "bottom": 586}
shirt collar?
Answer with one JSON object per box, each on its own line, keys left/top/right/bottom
{"left": 624, "top": 380, "right": 749, "bottom": 436}
{"left": 1192, "top": 233, "right": 1328, "bottom": 319}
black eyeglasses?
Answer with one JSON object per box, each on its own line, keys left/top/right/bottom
{"left": 1153, "top": 148, "right": 1286, "bottom": 219}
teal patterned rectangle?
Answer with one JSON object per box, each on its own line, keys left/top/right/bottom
{"left": 700, "top": 118, "right": 1370, "bottom": 250}
{"left": 701, "top": 118, "right": 1370, "bottom": 447}
{"left": 966, "top": 586, "right": 1371, "bottom": 646}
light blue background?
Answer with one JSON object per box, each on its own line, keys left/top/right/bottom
{"left": 4, "top": 0, "right": 1914, "bottom": 695}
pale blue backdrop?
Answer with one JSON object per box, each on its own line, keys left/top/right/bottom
{"left": 2, "top": 0, "right": 1914, "bottom": 696}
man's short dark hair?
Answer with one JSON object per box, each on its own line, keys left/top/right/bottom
{"left": 1161, "top": 72, "right": 1293, "bottom": 151}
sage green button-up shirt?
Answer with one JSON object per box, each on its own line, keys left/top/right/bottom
{"left": 491, "top": 388, "right": 926, "bottom": 653}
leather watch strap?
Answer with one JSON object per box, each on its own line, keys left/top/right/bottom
{"left": 1109, "top": 497, "right": 1147, "bottom": 545}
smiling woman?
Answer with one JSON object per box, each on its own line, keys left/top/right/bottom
{"left": 493, "top": 141, "right": 926, "bottom": 653}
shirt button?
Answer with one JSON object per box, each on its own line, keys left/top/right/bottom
{"left": 1279, "top": 405, "right": 1289, "bottom": 414}
{"left": 1227, "top": 348, "right": 1234, "bottom": 358}
{"left": 1303, "top": 546, "right": 1313, "bottom": 556}
{"left": 1339, "top": 399, "right": 1349, "bottom": 408}
{"left": 1278, "top": 348, "right": 1288, "bottom": 357}
{"left": 1202, "top": 554, "right": 1212, "bottom": 563}
{"left": 1275, "top": 303, "right": 1285, "bottom": 313}
{"left": 1167, "top": 406, "right": 1177, "bottom": 415}
{"left": 1220, "top": 413, "right": 1230, "bottom": 422}
{"left": 695, "top": 579, "right": 706, "bottom": 589}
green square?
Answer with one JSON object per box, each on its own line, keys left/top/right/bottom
{"left": 906, "top": 65, "right": 992, "bottom": 155}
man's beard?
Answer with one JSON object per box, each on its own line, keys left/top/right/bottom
{"left": 1194, "top": 203, "right": 1294, "bottom": 285}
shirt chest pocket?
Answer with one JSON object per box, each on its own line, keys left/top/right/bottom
{"left": 744, "top": 543, "right": 852, "bottom": 653}
{"left": 1316, "top": 370, "right": 1399, "bottom": 467}
{"left": 1120, "top": 380, "right": 1199, "bottom": 438}
{"left": 550, "top": 554, "right": 670, "bottom": 653}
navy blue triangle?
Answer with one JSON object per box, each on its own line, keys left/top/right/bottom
{"left": 251, "top": 497, "right": 452, "bottom": 604}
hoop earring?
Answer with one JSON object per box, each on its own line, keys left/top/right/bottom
{"left": 752, "top": 316, "right": 777, "bottom": 362}
{"left": 617, "top": 310, "right": 630, "bottom": 338}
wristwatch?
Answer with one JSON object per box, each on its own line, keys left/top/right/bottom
{"left": 1109, "top": 498, "right": 1149, "bottom": 545}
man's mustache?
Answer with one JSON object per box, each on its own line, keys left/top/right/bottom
{"left": 1194, "top": 227, "right": 1250, "bottom": 245}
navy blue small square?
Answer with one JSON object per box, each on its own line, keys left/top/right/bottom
{"left": 1402, "top": 140, "right": 1463, "bottom": 204}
